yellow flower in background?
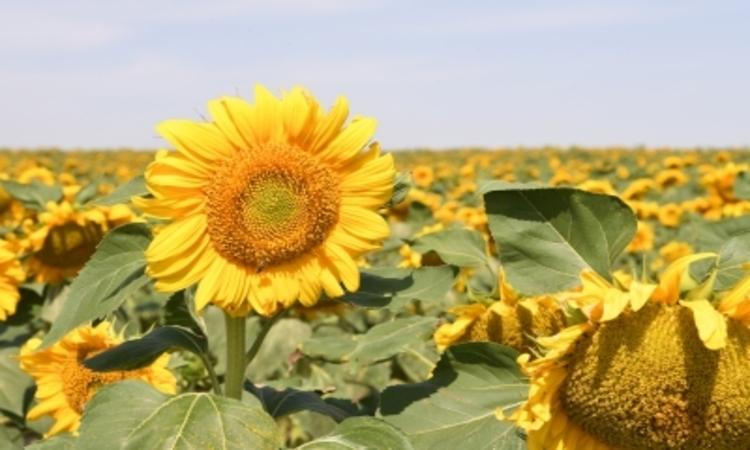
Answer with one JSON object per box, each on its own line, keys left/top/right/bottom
{"left": 625, "top": 220, "right": 654, "bottom": 252}
{"left": 511, "top": 254, "right": 750, "bottom": 449}
{"left": 0, "top": 241, "right": 24, "bottom": 321}
{"left": 136, "top": 85, "right": 395, "bottom": 317}
{"left": 655, "top": 168, "right": 688, "bottom": 188}
{"left": 25, "top": 191, "right": 136, "bottom": 283}
{"left": 434, "top": 272, "right": 565, "bottom": 353}
{"left": 657, "top": 202, "right": 683, "bottom": 227}
{"left": 19, "top": 322, "right": 176, "bottom": 436}
{"left": 411, "top": 165, "right": 434, "bottom": 189}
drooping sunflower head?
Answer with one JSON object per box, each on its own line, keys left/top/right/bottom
{"left": 136, "top": 85, "right": 395, "bottom": 317}
{"left": 19, "top": 322, "right": 176, "bottom": 436}
{"left": 434, "top": 273, "right": 565, "bottom": 354}
{"left": 25, "top": 199, "right": 137, "bottom": 283}
{"left": 511, "top": 255, "right": 750, "bottom": 450}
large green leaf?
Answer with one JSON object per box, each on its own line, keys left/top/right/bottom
{"left": 246, "top": 318, "right": 312, "bottom": 382}
{"left": 0, "top": 180, "right": 62, "bottom": 211}
{"left": 0, "top": 347, "right": 33, "bottom": 418}
{"left": 301, "top": 316, "right": 438, "bottom": 365}
{"left": 483, "top": 182, "right": 636, "bottom": 294}
{"left": 41, "top": 223, "right": 152, "bottom": 347}
{"left": 679, "top": 214, "right": 750, "bottom": 251}
{"left": 297, "top": 417, "right": 413, "bottom": 450}
{"left": 83, "top": 326, "right": 207, "bottom": 372}
{"left": 91, "top": 175, "right": 147, "bottom": 206}
{"left": 342, "top": 266, "right": 458, "bottom": 311}
{"left": 380, "top": 343, "right": 527, "bottom": 450}
{"left": 245, "top": 384, "right": 352, "bottom": 422}
{"left": 25, "top": 434, "right": 76, "bottom": 450}
{"left": 76, "top": 381, "right": 281, "bottom": 450}
{"left": 411, "top": 228, "right": 488, "bottom": 268}
{"left": 0, "top": 424, "right": 22, "bottom": 450}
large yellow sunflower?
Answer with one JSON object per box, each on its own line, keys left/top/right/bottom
{"left": 510, "top": 254, "right": 750, "bottom": 449}
{"left": 25, "top": 187, "right": 136, "bottom": 283}
{"left": 19, "top": 322, "right": 176, "bottom": 436}
{"left": 135, "top": 85, "right": 395, "bottom": 317}
{"left": 0, "top": 240, "right": 24, "bottom": 321}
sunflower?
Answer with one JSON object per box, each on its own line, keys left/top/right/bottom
{"left": 511, "top": 254, "right": 750, "bottom": 449}
{"left": 25, "top": 187, "right": 137, "bottom": 283}
{"left": 19, "top": 322, "right": 176, "bottom": 436}
{"left": 135, "top": 85, "right": 395, "bottom": 317}
{"left": 434, "top": 272, "right": 565, "bottom": 353}
{"left": 0, "top": 240, "right": 24, "bottom": 321}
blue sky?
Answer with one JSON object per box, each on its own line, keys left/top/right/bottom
{"left": 1, "top": 0, "right": 748, "bottom": 149}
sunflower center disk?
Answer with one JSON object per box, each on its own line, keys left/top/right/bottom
{"left": 61, "top": 345, "right": 129, "bottom": 413}
{"left": 205, "top": 144, "right": 340, "bottom": 270}
{"left": 37, "top": 222, "right": 104, "bottom": 268}
{"left": 561, "top": 303, "right": 750, "bottom": 450}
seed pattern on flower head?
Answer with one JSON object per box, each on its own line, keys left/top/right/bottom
{"left": 204, "top": 144, "right": 340, "bottom": 270}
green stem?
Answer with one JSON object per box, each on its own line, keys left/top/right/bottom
{"left": 245, "top": 313, "right": 282, "bottom": 366}
{"left": 224, "top": 313, "right": 246, "bottom": 400}
{"left": 198, "top": 352, "right": 223, "bottom": 396}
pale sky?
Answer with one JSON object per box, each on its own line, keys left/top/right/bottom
{"left": 1, "top": 0, "right": 748, "bottom": 149}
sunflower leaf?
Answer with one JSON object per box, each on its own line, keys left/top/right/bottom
{"left": 297, "top": 417, "right": 414, "bottom": 450}
{"left": 82, "top": 326, "right": 207, "bottom": 372}
{"left": 76, "top": 381, "right": 282, "bottom": 450}
{"left": 482, "top": 181, "right": 636, "bottom": 294}
{"left": 89, "top": 175, "right": 147, "bottom": 206}
{"left": 0, "top": 347, "right": 33, "bottom": 419}
{"left": 411, "top": 228, "right": 488, "bottom": 268}
{"left": 380, "top": 342, "right": 527, "bottom": 450}
{"left": 0, "top": 180, "right": 62, "bottom": 211}
{"left": 244, "top": 383, "right": 354, "bottom": 422}
{"left": 301, "top": 316, "right": 438, "bottom": 365}
{"left": 40, "top": 223, "right": 152, "bottom": 348}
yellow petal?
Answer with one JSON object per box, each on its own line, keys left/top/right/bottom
{"left": 681, "top": 299, "right": 727, "bottom": 350}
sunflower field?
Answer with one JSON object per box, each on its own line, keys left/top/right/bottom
{"left": 1, "top": 87, "right": 750, "bottom": 450}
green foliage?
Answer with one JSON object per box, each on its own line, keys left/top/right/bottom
{"left": 75, "top": 381, "right": 282, "bottom": 450}
{"left": 0, "top": 180, "right": 62, "bottom": 210}
{"left": 301, "top": 316, "right": 438, "bottom": 365}
{"left": 483, "top": 181, "right": 636, "bottom": 294}
{"left": 83, "top": 326, "right": 207, "bottom": 372}
{"left": 735, "top": 171, "right": 750, "bottom": 200}
{"left": 41, "top": 223, "right": 152, "bottom": 347}
{"left": 91, "top": 175, "right": 147, "bottom": 205}
{"left": 342, "top": 266, "right": 458, "bottom": 310}
{"left": 380, "top": 343, "right": 527, "bottom": 450}
{"left": 0, "top": 347, "right": 33, "bottom": 419}
{"left": 411, "top": 228, "right": 488, "bottom": 268}
{"left": 389, "top": 172, "right": 413, "bottom": 207}
{"left": 245, "top": 383, "right": 354, "bottom": 422}
{"left": 297, "top": 417, "right": 413, "bottom": 450}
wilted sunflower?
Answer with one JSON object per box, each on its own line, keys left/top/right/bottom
{"left": 135, "top": 85, "right": 395, "bottom": 316}
{"left": 19, "top": 322, "right": 176, "bottom": 436}
{"left": 26, "top": 187, "right": 136, "bottom": 283}
{"left": 0, "top": 240, "right": 24, "bottom": 321}
{"left": 434, "top": 272, "right": 565, "bottom": 353}
{"left": 511, "top": 254, "right": 750, "bottom": 450}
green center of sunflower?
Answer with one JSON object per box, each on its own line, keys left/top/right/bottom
{"left": 561, "top": 303, "right": 750, "bottom": 450}
{"left": 37, "top": 222, "right": 104, "bottom": 268}
{"left": 204, "top": 144, "right": 340, "bottom": 270}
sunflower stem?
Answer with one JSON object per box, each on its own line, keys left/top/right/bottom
{"left": 224, "top": 313, "right": 246, "bottom": 400}
{"left": 244, "top": 312, "right": 282, "bottom": 367}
